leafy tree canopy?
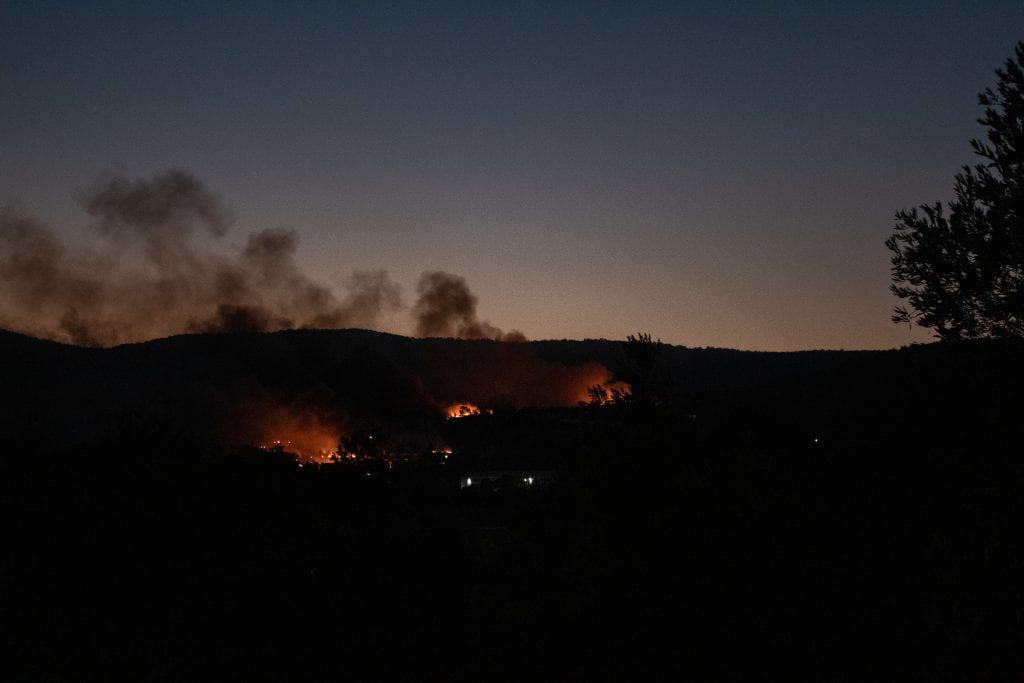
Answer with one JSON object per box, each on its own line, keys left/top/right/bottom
{"left": 887, "top": 42, "right": 1024, "bottom": 339}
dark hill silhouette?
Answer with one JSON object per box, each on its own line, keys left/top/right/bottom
{"left": 1, "top": 326, "right": 875, "bottom": 455}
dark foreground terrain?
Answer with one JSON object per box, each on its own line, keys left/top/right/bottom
{"left": 3, "top": 332, "right": 1023, "bottom": 680}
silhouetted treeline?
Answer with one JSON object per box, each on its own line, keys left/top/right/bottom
{"left": 0, "top": 327, "right": 871, "bottom": 457}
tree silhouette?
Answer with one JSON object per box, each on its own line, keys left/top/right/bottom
{"left": 886, "top": 42, "right": 1024, "bottom": 340}
{"left": 621, "top": 332, "right": 673, "bottom": 406}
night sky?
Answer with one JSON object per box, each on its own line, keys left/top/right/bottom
{"left": 3, "top": 2, "right": 1022, "bottom": 350}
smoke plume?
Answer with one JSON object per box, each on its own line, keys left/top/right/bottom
{"left": 413, "top": 271, "right": 525, "bottom": 341}
{"left": 87, "top": 170, "right": 232, "bottom": 265}
{"left": 1, "top": 170, "right": 512, "bottom": 345}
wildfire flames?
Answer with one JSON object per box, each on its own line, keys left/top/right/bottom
{"left": 571, "top": 365, "right": 632, "bottom": 405}
{"left": 446, "top": 403, "right": 486, "bottom": 419}
{"left": 580, "top": 380, "right": 632, "bottom": 405}
{"left": 444, "top": 367, "right": 630, "bottom": 417}
{"left": 244, "top": 407, "right": 344, "bottom": 464}
{"left": 259, "top": 438, "right": 344, "bottom": 464}
{"left": 236, "top": 359, "right": 628, "bottom": 465}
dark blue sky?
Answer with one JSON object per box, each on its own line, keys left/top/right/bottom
{"left": 3, "top": 1, "right": 1022, "bottom": 349}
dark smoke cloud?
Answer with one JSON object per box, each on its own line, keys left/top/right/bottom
{"left": 1, "top": 170, "right": 520, "bottom": 346}
{"left": 86, "top": 169, "right": 232, "bottom": 269}
{"left": 0, "top": 170, "right": 405, "bottom": 345}
{"left": 413, "top": 271, "right": 525, "bottom": 342}
{"left": 188, "top": 304, "right": 287, "bottom": 335}
{"left": 0, "top": 210, "right": 72, "bottom": 309}
{"left": 0, "top": 208, "right": 106, "bottom": 345}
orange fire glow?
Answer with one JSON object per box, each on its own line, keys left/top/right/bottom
{"left": 249, "top": 409, "right": 343, "bottom": 464}
{"left": 581, "top": 381, "right": 632, "bottom": 405}
{"left": 446, "top": 403, "right": 486, "bottom": 419}
{"left": 259, "top": 438, "right": 343, "bottom": 464}
{"left": 571, "top": 364, "right": 632, "bottom": 405}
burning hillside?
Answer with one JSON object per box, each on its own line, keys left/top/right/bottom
{"left": 211, "top": 377, "right": 348, "bottom": 465}
{"left": 220, "top": 338, "right": 630, "bottom": 465}
{"left": 0, "top": 327, "right": 646, "bottom": 462}
{"left": 2, "top": 170, "right": 638, "bottom": 463}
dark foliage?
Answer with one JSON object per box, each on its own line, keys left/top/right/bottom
{"left": 887, "top": 42, "right": 1024, "bottom": 339}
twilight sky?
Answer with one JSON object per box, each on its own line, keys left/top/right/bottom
{"left": 2, "top": 1, "right": 1023, "bottom": 350}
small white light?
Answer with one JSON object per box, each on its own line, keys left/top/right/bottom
{"left": 466, "top": 477, "right": 472, "bottom": 486}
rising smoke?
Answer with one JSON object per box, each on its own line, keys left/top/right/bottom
{"left": 413, "top": 271, "right": 525, "bottom": 342}
{"left": 0, "top": 170, "right": 515, "bottom": 346}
